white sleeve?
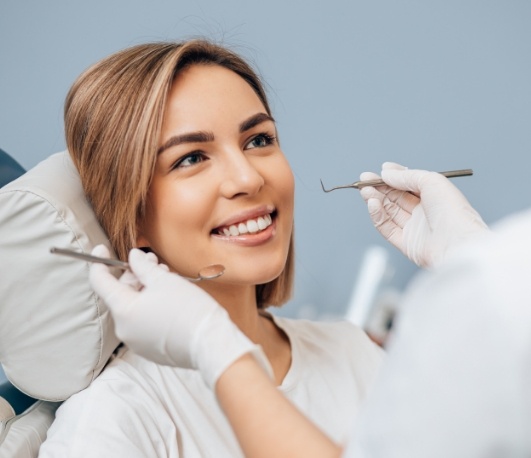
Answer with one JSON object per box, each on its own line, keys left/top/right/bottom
{"left": 343, "top": 221, "right": 531, "bottom": 457}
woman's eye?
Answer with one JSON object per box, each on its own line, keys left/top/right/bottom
{"left": 172, "top": 152, "right": 206, "bottom": 169}
{"left": 245, "top": 133, "right": 276, "bottom": 150}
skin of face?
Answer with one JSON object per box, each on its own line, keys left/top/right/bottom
{"left": 136, "top": 64, "right": 295, "bottom": 308}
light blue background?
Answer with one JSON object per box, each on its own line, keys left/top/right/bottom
{"left": 2, "top": 1, "right": 530, "bottom": 319}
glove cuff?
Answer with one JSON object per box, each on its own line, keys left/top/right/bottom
{"left": 191, "top": 307, "right": 274, "bottom": 389}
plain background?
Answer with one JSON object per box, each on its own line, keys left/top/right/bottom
{"left": 1, "top": 0, "right": 530, "bottom": 319}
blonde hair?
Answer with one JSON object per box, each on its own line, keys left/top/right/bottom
{"left": 64, "top": 40, "right": 293, "bottom": 307}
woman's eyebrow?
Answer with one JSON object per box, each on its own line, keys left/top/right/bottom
{"left": 158, "top": 131, "right": 215, "bottom": 154}
{"left": 157, "top": 113, "right": 275, "bottom": 154}
{"left": 239, "top": 113, "right": 275, "bottom": 133}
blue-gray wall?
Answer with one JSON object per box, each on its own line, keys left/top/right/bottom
{"left": 2, "top": 1, "right": 530, "bottom": 318}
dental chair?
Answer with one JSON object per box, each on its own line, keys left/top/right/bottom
{"left": 0, "top": 147, "right": 31, "bottom": 407}
{"left": 0, "top": 148, "right": 25, "bottom": 189}
{"left": 0, "top": 151, "right": 120, "bottom": 457}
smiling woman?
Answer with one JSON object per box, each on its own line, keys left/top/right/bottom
{"left": 38, "top": 40, "right": 384, "bottom": 457}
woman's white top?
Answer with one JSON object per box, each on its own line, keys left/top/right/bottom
{"left": 39, "top": 315, "right": 383, "bottom": 457}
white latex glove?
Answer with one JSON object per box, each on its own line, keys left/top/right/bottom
{"left": 360, "top": 162, "right": 489, "bottom": 268}
{"left": 89, "top": 245, "right": 272, "bottom": 389}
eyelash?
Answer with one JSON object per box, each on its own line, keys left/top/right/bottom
{"left": 170, "top": 132, "right": 277, "bottom": 170}
{"left": 171, "top": 151, "right": 207, "bottom": 170}
{"left": 245, "top": 132, "right": 277, "bottom": 149}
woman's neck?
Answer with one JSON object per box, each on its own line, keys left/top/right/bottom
{"left": 199, "top": 282, "right": 291, "bottom": 385}
{"left": 201, "top": 282, "right": 262, "bottom": 337}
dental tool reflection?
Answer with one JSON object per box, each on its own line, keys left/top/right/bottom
{"left": 320, "top": 168, "right": 473, "bottom": 192}
{"left": 49, "top": 247, "right": 225, "bottom": 282}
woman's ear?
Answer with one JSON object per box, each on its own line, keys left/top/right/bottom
{"left": 135, "top": 229, "right": 150, "bottom": 250}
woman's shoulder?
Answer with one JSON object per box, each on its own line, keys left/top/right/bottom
{"left": 270, "top": 314, "right": 384, "bottom": 362}
{"left": 272, "top": 314, "right": 372, "bottom": 343}
{"left": 270, "top": 314, "right": 385, "bottom": 400}
{"left": 39, "top": 349, "right": 180, "bottom": 457}
{"left": 51, "top": 348, "right": 167, "bottom": 422}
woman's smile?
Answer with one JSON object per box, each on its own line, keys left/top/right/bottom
{"left": 211, "top": 205, "right": 276, "bottom": 245}
{"left": 214, "top": 213, "right": 273, "bottom": 237}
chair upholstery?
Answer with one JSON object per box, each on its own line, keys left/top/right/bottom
{"left": 0, "top": 399, "right": 61, "bottom": 458}
{"left": 0, "top": 149, "right": 37, "bottom": 429}
{"left": 0, "top": 148, "right": 25, "bottom": 188}
{"left": 0, "top": 375, "right": 37, "bottom": 416}
{"left": 0, "top": 149, "right": 63, "bottom": 458}
{"left": 0, "top": 151, "right": 120, "bottom": 456}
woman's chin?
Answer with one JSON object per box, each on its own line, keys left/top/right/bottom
{"left": 220, "top": 265, "right": 285, "bottom": 286}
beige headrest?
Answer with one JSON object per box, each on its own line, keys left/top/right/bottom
{"left": 0, "top": 152, "right": 120, "bottom": 401}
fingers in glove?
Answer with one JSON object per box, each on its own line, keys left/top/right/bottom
{"left": 360, "top": 168, "right": 418, "bottom": 214}
{"left": 359, "top": 184, "right": 383, "bottom": 203}
{"left": 89, "top": 245, "right": 139, "bottom": 310}
{"left": 380, "top": 167, "right": 443, "bottom": 196}
{"left": 381, "top": 193, "right": 415, "bottom": 228}
{"left": 366, "top": 198, "right": 405, "bottom": 248}
{"left": 119, "top": 269, "right": 143, "bottom": 291}
{"left": 360, "top": 166, "right": 417, "bottom": 231}
{"left": 360, "top": 162, "right": 408, "bottom": 184}
{"left": 360, "top": 186, "right": 410, "bottom": 230}
{"left": 127, "top": 248, "right": 177, "bottom": 287}
{"left": 360, "top": 187, "right": 404, "bottom": 229}
{"left": 382, "top": 162, "right": 407, "bottom": 171}
{"left": 360, "top": 171, "right": 381, "bottom": 181}
{"left": 381, "top": 187, "right": 419, "bottom": 216}
{"left": 361, "top": 183, "right": 417, "bottom": 224}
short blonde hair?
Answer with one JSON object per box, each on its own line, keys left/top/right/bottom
{"left": 64, "top": 40, "right": 293, "bottom": 307}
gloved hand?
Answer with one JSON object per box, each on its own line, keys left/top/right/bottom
{"left": 359, "top": 162, "right": 489, "bottom": 268}
{"left": 89, "top": 245, "right": 272, "bottom": 389}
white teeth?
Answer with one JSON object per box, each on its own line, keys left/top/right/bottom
{"left": 257, "top": 217, "right": 267, "bottom": 230}
{"left": 218, "top": 214, "right": 273, "bottom": 236}
{"left": 247, "top": 220, "right": 259, "bottom": 233}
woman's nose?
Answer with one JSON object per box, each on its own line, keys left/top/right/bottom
{"left": 219, "top": 151, "right": 265, "bottom": 199}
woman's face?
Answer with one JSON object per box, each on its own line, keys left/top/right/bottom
{"left": 137, "top": 64, "right": 294, "bottom": 289}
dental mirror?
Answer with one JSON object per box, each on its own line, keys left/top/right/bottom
{"left": 192, "top": 264, "right": 225, "bottom": 282}
{"left": 50, "top": 247, "right": 225, "bottom": 282}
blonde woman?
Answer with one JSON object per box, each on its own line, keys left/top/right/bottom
{"left": 39, "top": 40, "right": 384, "bottom": 457}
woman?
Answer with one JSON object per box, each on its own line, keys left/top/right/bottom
{"left": 39, "top": 40, "right": 384, "bottom": 457}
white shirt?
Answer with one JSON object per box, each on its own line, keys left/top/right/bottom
{"left": 40, "top": 315, "right": 383, "bottom": 457}
{"left": 346, "top": 208, "right": 531, "bottom": 457}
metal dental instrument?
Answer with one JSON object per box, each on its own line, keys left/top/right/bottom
{"left": 320, "top": 168, "right": 473, "bottom": 193}
{"left": 50, "top": 247, "right": 225, "bottom": 282}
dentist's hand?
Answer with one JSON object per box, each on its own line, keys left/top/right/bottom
{"left": 360, "top": 162, "right": 489, "bottom": 268}
{"left": 89, "top": 245, "right": 272, "bottom": 388}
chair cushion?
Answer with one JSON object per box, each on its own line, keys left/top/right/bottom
{"left": 0, "top": 151, "right": 120, "bottom": 401}
{"left": 0, "top": 148, "right": 26, "bottom": 189}
{"left": 0, "top": 400, "right": 61, "bottom": 458}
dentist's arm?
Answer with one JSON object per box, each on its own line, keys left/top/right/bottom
{"left": 360, "top": 162, "right": 488, "bottom": 268}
